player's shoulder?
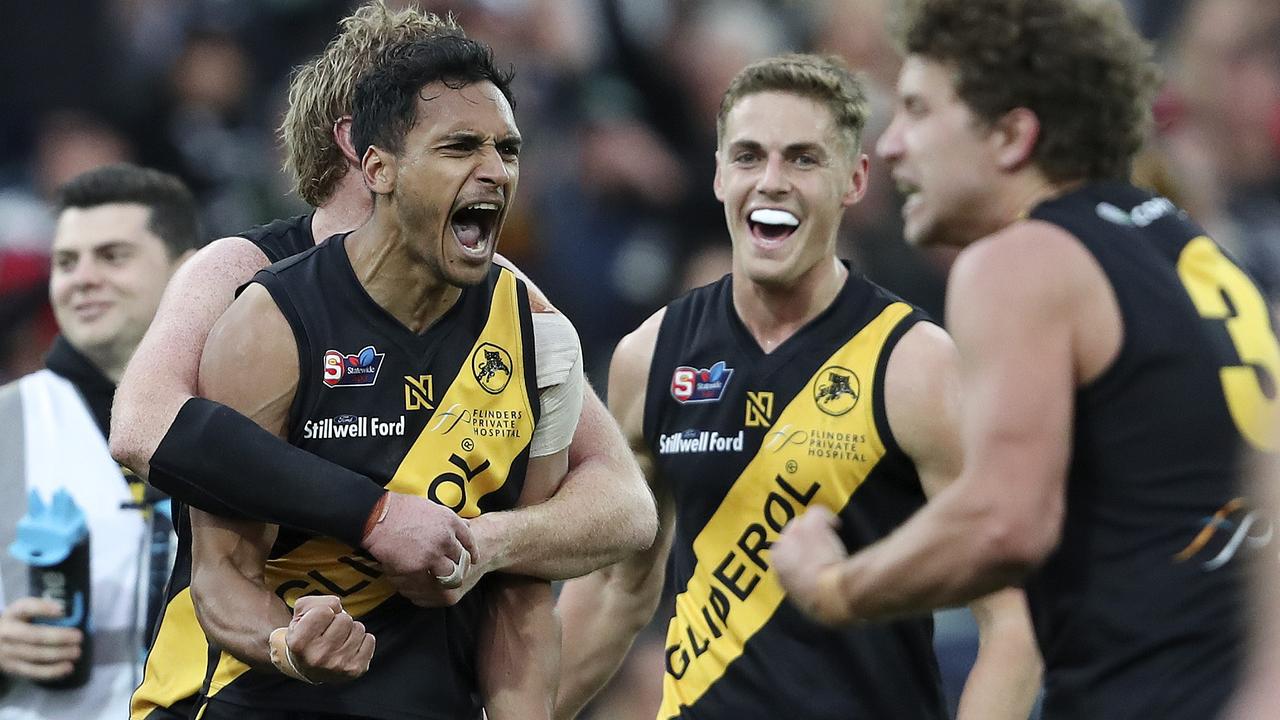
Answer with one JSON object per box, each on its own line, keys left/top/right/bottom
{"left": 950, "top": 219, "right": 1099, "bottom": 307}
{"left": 606, "top": 307, "right": 667, "bottom": 424}
{"left": 856, "top": 270, "right": 920, "bottom": 306}
{"left": 610, "top": 308, "right": 667, "bottom": 389}
{"left": 256, "top": 239, "right": 326, "bottom": 279}
{"left": 490, "top": 253, "right": 560, "bottom": 314}
{"left": 883, "top": 319, "right": 957, "bottom": 419}
{"left": 889, "top": 321, "right": 955, "bottom": 369}
{"left": 235, "top": 213, "right": 315, "bottom": 263}
{"left": 946, "top": 218, "right": 1116, "bottom": 364}
{"left": 180, "top": 213, "right": 314, "bottom": 285}
{"left": 202, "top": 283, "right": 295, "bottom": 387}
{"left": 614, "top": 275, "right": 733, "bottom": 377}
{"left": 224, "top": 282, "right": 289, "bottom": 332}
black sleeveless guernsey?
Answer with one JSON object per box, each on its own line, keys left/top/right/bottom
{"left": 139, "top": 235, "right": 539, "bottom": 720}
{"left": 643, "top": 268, "right": 948, "bottom": 720}
{"left": 1025, "top": 181, "right": 1279, "bottom": 720}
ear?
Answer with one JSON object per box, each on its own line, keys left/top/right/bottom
{"left": 840, "top": 154, "right": 871, "bottom": 208}
{"left": 362, "top": 145, "right": 396, "bottom": 194}
{"left": 713, "top": 150, "right": 725, "bottom": 202}
{"left": 333, "top": 116, "right": 361, "bottom": 166}
{"left": 991, "top": 107, "right": 1040, "bottom": 172}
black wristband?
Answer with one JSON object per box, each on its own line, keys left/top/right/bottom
{"left": 148, "top": 397, "right": 384, "bottom": 546}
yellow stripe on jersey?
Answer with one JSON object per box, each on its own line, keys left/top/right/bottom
{"left": 659, "top": 303, "right": 913, "bottom": 719}
{"left": 386, "top": 268, "right": 535, "bottom": 517}
{"left": 205, "top": 268, "right": 536, "bottom": 695}
{"left": 131, "top": 589, "right": 206, "bottom": 720}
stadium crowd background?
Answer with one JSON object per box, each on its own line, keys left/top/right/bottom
{"left": 0, "top": 0, "right": 1276, "bottom": 717}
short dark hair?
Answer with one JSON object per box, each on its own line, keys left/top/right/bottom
{"left": 898, "top": 0, "right": 1160, "bottom": 183}
{"left": 54, "top": 163, "right": 201, "bottom": 257}
{"left": 351, "top": 35, "right": 515, "bottom": 159}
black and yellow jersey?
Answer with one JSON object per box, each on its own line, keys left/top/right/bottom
{"left": 1025, "top": 182, "right": 1278, "bottom": 720}
{"left": 643, "top": 268, "right": 947, "bottom": 720}
{"left": 133, "top": 233, "right": 539, "bottom": 720}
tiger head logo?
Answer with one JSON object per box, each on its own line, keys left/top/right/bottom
{"left": 813, "top": 366, "right": 859, "bottom": 416}
{"left": 472, "top": 343, "right": 514, "bottom": 394}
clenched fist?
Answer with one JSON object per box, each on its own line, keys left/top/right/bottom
{"left": 269, "top": 595, "right": 375, "bottom": 684}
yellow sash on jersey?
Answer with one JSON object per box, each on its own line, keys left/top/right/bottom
{"left": 130, "top": 589, "right": 205, "bottom": 720}
{"left": 659, "top": 303, "right": 913, "bottom": 719}
{"left": 206, "top": 269, "right": 535, "bottom": 695}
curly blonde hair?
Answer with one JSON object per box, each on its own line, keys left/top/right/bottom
{"left": 898, "top": 0, "right": 1160, "bottom": 182}
{"left": 280, "top": 1, "right": 463, "bottom": 206}
{"left": 717, "top": 53, "right": 870, "bottom": 156}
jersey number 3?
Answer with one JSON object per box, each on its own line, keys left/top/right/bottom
{"left": 1177, "top": 236, "right": 1280, "bottom": 451}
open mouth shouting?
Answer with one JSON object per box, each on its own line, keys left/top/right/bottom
{"left": 450, "top": 200, "right": 502, "bottom": 259}
{"left": 748, "top": 208, "right": 800, "bottom": 249}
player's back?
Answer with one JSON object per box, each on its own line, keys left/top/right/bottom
{"left": 644, "top": 270, "right": 948, "bottom": 720}
{"left": 237, "top": 212, "right": 316, "bottom": 262}
{"left": 1027, "top": 181, "right": 1276, "bottom": 720}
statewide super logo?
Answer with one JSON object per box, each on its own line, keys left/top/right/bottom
{"left": 671, "top": 360, "right": 734, "bottom": 403}
{"left": 322, "top": 345, "right": 385, "bottom": 388}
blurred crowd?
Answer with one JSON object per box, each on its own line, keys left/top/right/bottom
{"left": 0, "top": 0, "right": 1276, "bottom": 717}
{"left": 2, "top": 0, "right": 1279, "bottom": 379}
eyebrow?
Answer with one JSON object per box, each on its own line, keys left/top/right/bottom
{"left": 728, "top": 139, "right": 826, "bottom": 155}
{"left": 439, "top": 131, "right": 522, "bottom": 148}
{"left": 52, "top": 239, "right": 137, "bottom": 256}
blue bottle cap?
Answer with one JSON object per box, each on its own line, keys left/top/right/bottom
{"left": 8, "top": 489, "right": 89, "bottom": 567}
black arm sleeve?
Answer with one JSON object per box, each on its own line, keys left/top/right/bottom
{"left": 147, "top": 397, "right": 384, "bottom": 547}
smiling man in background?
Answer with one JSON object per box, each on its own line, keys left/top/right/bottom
{"left": 0, "top": 164, "right": 198, "bottom": 719}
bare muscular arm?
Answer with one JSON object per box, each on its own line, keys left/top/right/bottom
{"left": 880, "top": 325, "right": 1041, "bottom": 720}
{"left": 555, "top": 311, "right": 674, "bottom": 720}
{"left": 471, "top": 387, "right": 656, "bottom": 581}
{"left": 111, "top": 236, "right": 271, "bottom": 478}
{"left": 188, "top": 282, "right": 300, "bottom": 667}
{"left": 479, "top": 448, "right": 568, "bottom": 720}
{"left": 772, "top": 321, "right": 1041, "bottom": 718}
{"left": 775, "top": 222, "right": 1111, "bottom": 624}
{"left": 189, "top": 283, "right": 375, "bottom": 680}
{"left": 474, "top": 259, "right": 658, "bottom": 581}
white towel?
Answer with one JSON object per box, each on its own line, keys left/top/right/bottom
{"left": 1, "top": 370, "right": 148, "bottom": 720}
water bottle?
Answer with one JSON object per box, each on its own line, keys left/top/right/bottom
{"left": 7, "top": 489, "right": 92, "bottom": 689}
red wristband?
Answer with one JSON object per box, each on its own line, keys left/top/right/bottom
{"left": 361, "top": 492, "right": 391, "bottom": 544}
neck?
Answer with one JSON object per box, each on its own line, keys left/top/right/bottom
{"left": 79, "top": 343, "right": 128, "bottom": 383}
{"left": 345, "top": 212, "right": 461, "bottom": 334}
{"left": 312, "top": 171, "right": 373, "bottom": 243}
{"left": 986, "top": 171, "right": 1080, "bottom": 236}
{"left": 732, "top": 256, "right": 848, "bottom": 353}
